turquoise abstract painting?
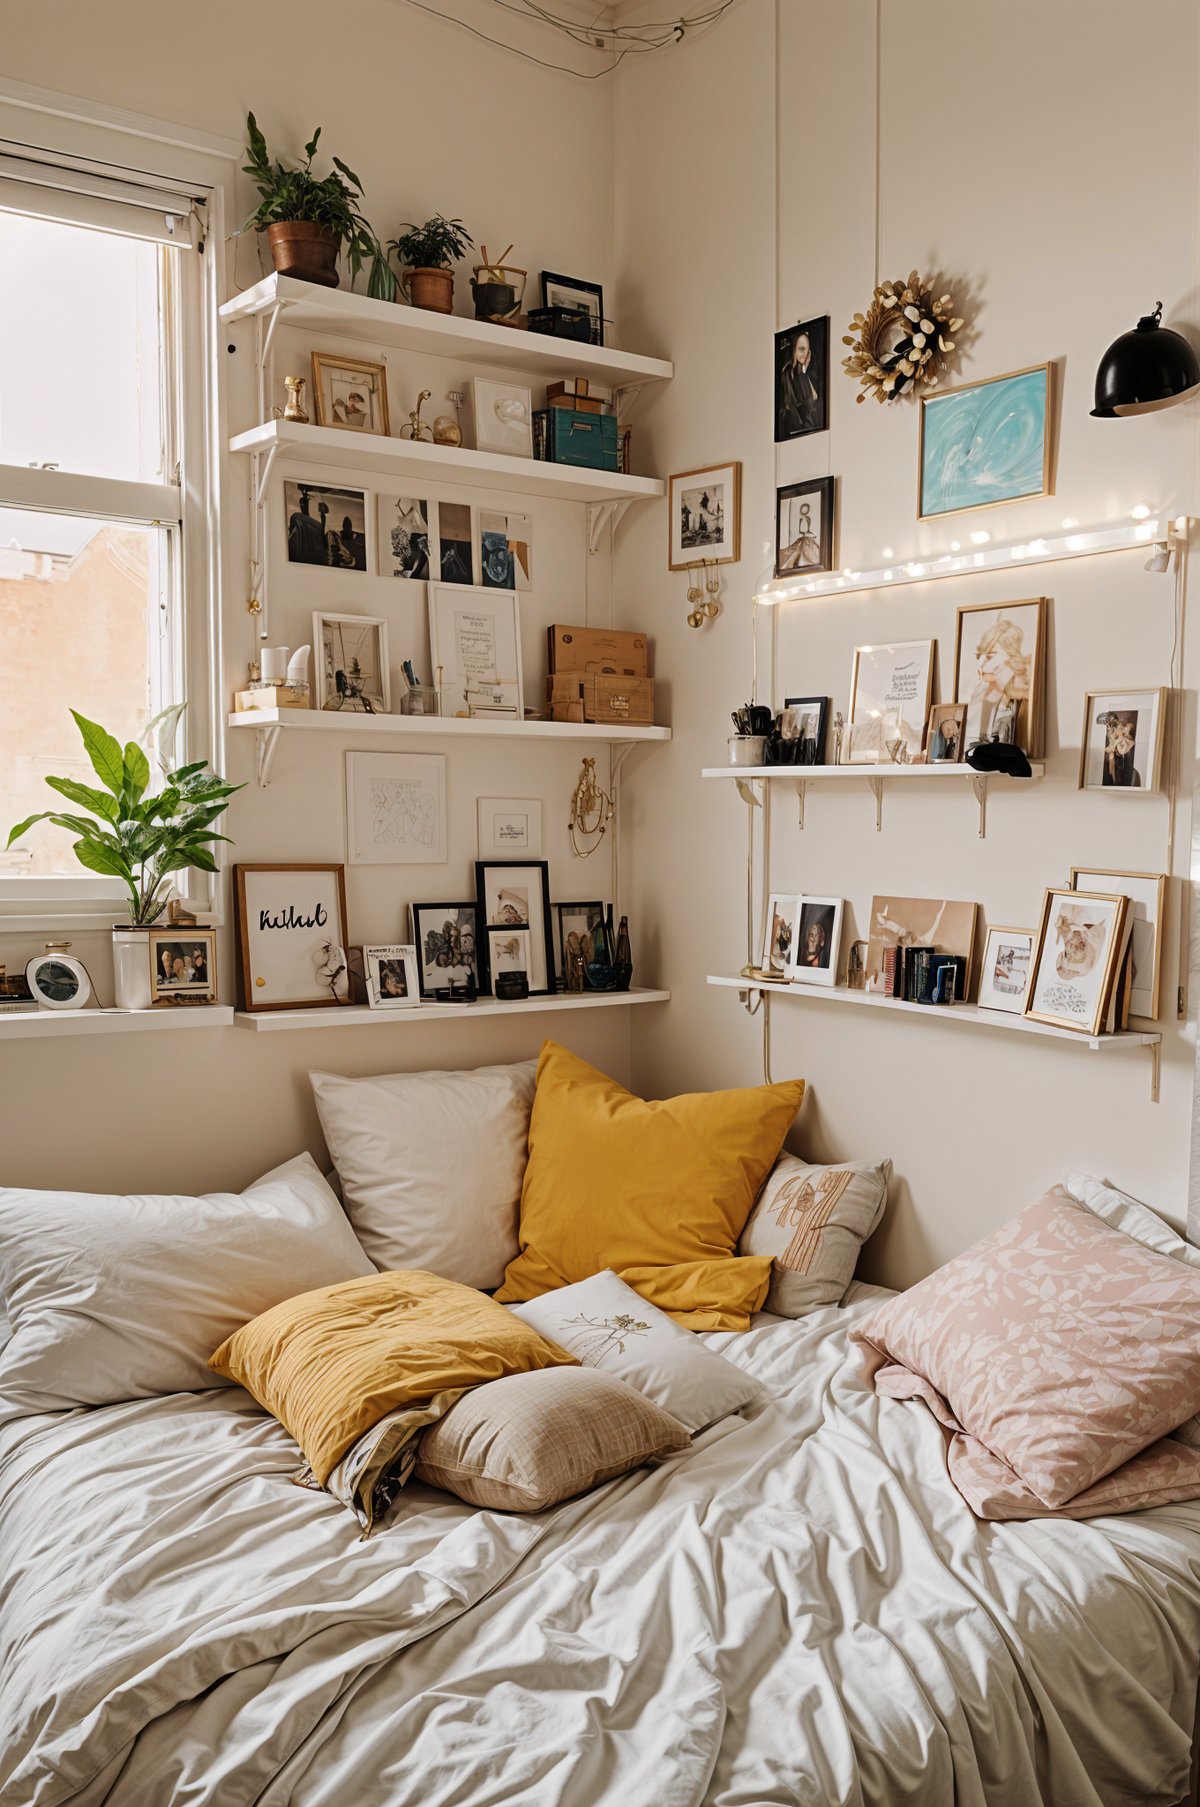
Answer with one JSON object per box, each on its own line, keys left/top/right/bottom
{"left": 919, "top": 365, "right": 1050, "bottom": 519}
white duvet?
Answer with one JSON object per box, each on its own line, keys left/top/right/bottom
{"left": 2, "top": 1285, "right": 1199, "bottom": 1807}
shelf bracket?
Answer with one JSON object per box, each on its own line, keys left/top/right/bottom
{"left": 254, "top": 723, "right": 283, "bottom": 788}
{"left": 972, "top": 773, "right": 989, "bottom": 839}
{"left": 587, "top": 498, "right": 633, "bottom": 554}
{"left": 867, "top": 775, "right": 884, "bottom": 831}
{"left": 260, "top": 296, "right": 294, "bottom": 369}
{"left": 732, "top": 777, "right": 763, "bottom": 810}
{"left": 795, "top": 777, "right": 806, "bottom": 829}
{"left": 254, "top": 443, "right": 279, "bottom": 511}
{"left": 1150, "top": 1040, "right": 1161, "bottom": 1105}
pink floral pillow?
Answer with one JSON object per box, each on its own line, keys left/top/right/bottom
{"left": 947, "top": 1429, "right": 1200, "bottom": 1521}
{"left": 850, "top": 1186, "right": 1200, "bottom": 1508}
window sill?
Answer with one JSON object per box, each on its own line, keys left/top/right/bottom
{"left": 0, "top": 1005, "right": 234, "bottom": 1039}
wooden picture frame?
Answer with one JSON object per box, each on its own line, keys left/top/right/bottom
{"left": 1024, "top": 886, "right": 1128, "bottom": 1035}
{"left": 475, "top": 859, "right": 554, "bottom": 995}
{"left": 233, "top": 863, "right": 350, "bottom": 1013}
{"left": 953, "top": 596, "right": 1046, "bottom": 759}
{"left": 977, "top": 924, "right": 1034, "bottom": 1015}
{"left": 310, "top": 352, "right": 390, "bottom": 436}
{"left": 1069, "top": 867, "right": 1167, "bottom": 1019}
{"left": 668, "top": 462, "right": 741, "bottom": 570}
{"left": 148, "top": 927, "right": 217, "bottom": 1005}
{"left": 775, "top": 476, "right": 834, "bottom": 577}
{"left": 918, "top": 362, "right": 1054, "bottom": 520}
{"left": 1078, "top": 687, "right": 1167, "bottom": 793}
{"left": 925, "top": 702, "right": 968, "bottom": 764}
{"left": 847, "top": 640, "right": 934, "bottom": 764}
{"left": 313, "top": 613, "right": 390, "bottom": 713}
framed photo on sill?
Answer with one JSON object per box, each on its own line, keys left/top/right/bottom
{"left": 918, "top": 363, "right": 1053, "bottom": 520}
{"left": 540, "top": 271, "right": 604, "bottom": 345}
{"left": 977, "top": 925, "right": 1034, "bottom": 1015}
{"left": 775, "top": 476, "right": 834, "bottom": 577}
{"left": 925, "top": 702, "right": 968, "bottom": 763}
{"left": 953, "top": 597, "right": 1045, "bottom": 758}
{"left": 310, "top": 352, "right": 390, "bottom": 436}
{"left": 668, "top": 462, "right": 741, "bottom": 570}
{"left": 149, "top": 927, "right": 217, "bottom": 1004}
{"left": 847, "top": 639, "right": 934, "bottom": 764}
{"left": 555, "top": 900, "right": 604, "bottom": 983}
{"left": 475, "top": 859, "right": 554, "bottom": 995}
{"left": 362, "top": 943, "right": 421, "bottom": 1008}
{"left": 774, "top": 315, "right": 829, "bottom": 442}
{"left": 285, "top": 480, "right": 369, "bottom": 570}
{"left": 313, "top": 613, "right": 390, "bottom": 713}
{"left": 410, "top": 902, "right": 479, "bottom": 997}
{"left": 793, "top": 896, "right": 842, "bottom": 987}
{"left": 1025, "top": 886, "right": 1128, "bottom": 1035}
{"left": 345, "top": 751, "right": 446, "bottom": 865}
{"left": 429, "top": 583, "right": 523, "bottom": 718}
{"left": 1078, "top": 687, "right": 1166, "bottom": 792}
{"left": 1069, "top": 867, "right": 1166, "bottom": 1019}
{"left": 233, "top": 863, "right": 350, "bottom": 1013}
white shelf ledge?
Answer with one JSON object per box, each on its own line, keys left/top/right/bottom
{"left": 235, "top": 987, "right": 670, "bottom": 1032}
{"left": 230, "top": 708, "right": 669, "bottom": 744}
{"left": 220, "top": 274, "right": 674, "bottom": 390}
{"left": 0, "top": 1006, "right": 235, "bottom": 1040}
{"left": 229, "top": 419, "right": 664, "bottom": 504}
{"left": 701, "top": 762, "right": 1044, "bottom": 781}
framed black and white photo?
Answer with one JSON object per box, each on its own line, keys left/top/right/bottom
{"left": 313, "top": 613, "right": 390, "bottom": 713}
{"left": 284, "top": 480, "right": 369, "bottom": 570}
{"left": 149, "top": 928, "right": 217, "bottom": 1004}
{"left": 479, "top": 509, "right": 532, "bottom": 590}
{"left": 410, "top": 902, "right": 479, "bottom": 996}
{"left": 311, "top": 352, "right": 390, "bottom": 436}
{"left": 774, "top": 315, "right": 829, "bottom": 442}
{"left": 775, "top": 476, "right": 834, "bottom": 577}
{"left": 555, "top": 900, "right": 604, "bottom": 983}
{"left": 1026, "top": 887, "right": 1128, "bottom": 1035}
{"left": 783, "top": 695, "right": 829, "bottom": 765}
{"left": 793, "top": 896, "right": 842, "bottom": 987}
{"left": 345, "top": 751, "right": 446, "bottom": 864}
{"left": 469, "top": 378, "right": 533, "bottom": 459}
{"left": 429, "top": 583, "right": 522, "bottom": 717}
{"left": 438, "top": 501, "right": 475, "bottom": 585}
{"left": 1070, "top": 868, "right": 1166, "bottom": 1019}
{"left": 668, "top": 461, "right": 741, "bottom": 570}
{"left": 362, "top": 943, "right": 420, "bottom": 1009}
{"left": 233, "top": 864, "right": 350, "bottom": 1013}
{"left": 475, "top": 859, "right": 554, "bottom": 994}
{"left": 477, "top": 795, "right": 542, "bottom": 858}
{"left": 977, "top": 925, "right": 1034, "bottom": 1015}
{"left": 1078, "top": 687, "right": 1166, "bottom": 792}
{"left": 378, "top": 494, "right": 433, "bottom": 579}
{"left": 540, "top": 271, "right": 604, "bottom": 345}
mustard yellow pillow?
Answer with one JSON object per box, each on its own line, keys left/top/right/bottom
{"left": 209, "top": 1268, "right": 576, "bottom": 1483}
{"left": 495, "top": 1043, "right": 805, "bottom": 1330}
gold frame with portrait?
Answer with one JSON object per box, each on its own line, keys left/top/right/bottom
{"left": 1024, "top": 886, "right": 1129, "bottom": 1036}
{"left": 667, "top": 462, "right": 742, "bottom": 570}
{"left": 1077, "top": 687, "right": 1167, "bottom": 793}
{"left": 952, "top": 596, "right": 1046, "bottom": 760}
{"left": 311, "top": 352, "right": 391, "bottom": 436}
{"left": 1069, "top": 867, "right": 1167, "bottom": 1020}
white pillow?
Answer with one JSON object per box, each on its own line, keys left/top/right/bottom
{"left": 0, "top": 1153, "right": 374, "bottom": 1412}
{"left": 738, "top": 1154, "right": 890, "bottom": 1317}
{"left": 311, "top": 1060, "right": 536, "bottom": 1290}
{"left": 508, "top": 1270, "right": 761, "bottom": 1433}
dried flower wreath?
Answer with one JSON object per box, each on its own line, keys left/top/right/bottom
{"left": 842, "top": 272, "right": 965, "bottom": 404}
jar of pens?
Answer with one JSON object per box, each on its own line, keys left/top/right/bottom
{"left": 398, "top": 658, "right": 439, "bottom": 717}
{"left": 729, "top": 701, "right": 824, "bottom": 767}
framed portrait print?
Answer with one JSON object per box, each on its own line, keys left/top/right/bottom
{"left": 149, "top": 927, "right": 217, "bottom": 1004}
{"left": 469, "top": 379, "right": 533, "bottom": 459}
{"left": 763, "top": 893, "right": 802, "bottom": 977}
{"left": 362, "top": 943, "right": 420, "bottom": 1009}
{"left": 775, "top": 476, "right": 834, "bottom": 577}
{"left": 233, "top": 864, "right": 350, "bottom": 1013}
{"left": 429, "top": 583, "right": 522, "bottom": 718}
{"left": 977, "top": 925, "right": 1033, "bottom": 1014}
{"left": 774, "top": 315, "right": 829, "bottom": 442}
{"left": 1025, "top": 887, "right": 1128, "bottom": 1035}
{"left": 313, "top": 613, "right": 390, "bottom": 713}
{"left": 477, "top": 795, "right": 542, "bottom": 858}
{"left": 345, "top": 751, "right": 446, "bottom": 865}
{"left": 285, "top": 481, "right": 369, "bottom": 570}
{"left": 475, "top": 860, "right": 554, "bottom": 995}
{"left": 311, "top": 352, "right": 390, "bottom": 436}
{"left": 953, "top": 597, "right": 1045, "bottom": 758}
{"left": 668, "top": 462, "right": 741, "bottom": 570}
{"left": 793, "top": 896, "right": 843, "bottom": 987}
{"left": 847, "top": 640, "right": 934, "bottom": 764}
{"left": 410, "top": 902, "right": 478, "bottom": 996}
{"left": 540, "top": 271, "right": 604, "bottom": 345}
{"left": 783, "top": 695, "right": 829, "bottom": 765}
{"left": 379, "top": 494, "right": 433, "bottom": 579}
{"left": 1070, "top": 867, "right": 1166, "bottom": 1019}
{"left": 918, "top": 363, "right": 1053, "bottom": 519}
{"left": 1078, "top": 687, "right": 1166, "bottom": 792}
{"left": 925, "top": 702, "right": 968, "bottom": 763}
{"left": 555, "top": 900, "right": 604, "bottom": 983}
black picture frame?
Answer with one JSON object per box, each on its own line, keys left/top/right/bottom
{"left": 540, "top": 271, "right": 604, "bottom": 347}
{"left": 775, "top": 475, "right": 835, "bottom": 578}
{"left": 774, "top": 315, "right": 829, "bottom": 443}
{"left": 554, "top": 900, "right": 605, "bottom": 983}
{"left": 409, "top": 901, "right": 479, "bottom": 998}
{"left": 783, "top": 695, "right": 830, "bottom": 765}
{"left": 475, "top": 859, "right": 555, "bottom": 995}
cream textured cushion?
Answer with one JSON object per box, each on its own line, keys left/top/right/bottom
{"left": 509, "top": 1270, "right": 760, "bottom": 1432}
{"left": 311, "top": 1060, "right": 536, "bottom": 1290}
{"left": 738, "top": 1154, "right": 890, "bottom": 1317}
{"left": 415, "top": 1366, "right": 689, "bottom": 1511}
{"left": 0, "top": 1154, "right": 374, "bottom": 1411}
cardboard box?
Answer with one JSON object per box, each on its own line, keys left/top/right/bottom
{"left": 549, "top": 673, "right": 655, "bottom": 726}
{"left": 547, "top": 624, "right": 649, "bottom": 678}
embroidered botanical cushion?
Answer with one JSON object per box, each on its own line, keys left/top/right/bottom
{"left": 738, "top": 1155, "right": 890, "bottom": 1317}
{"left": 850, "top": 1185, "right": 1200, "bottom": 1508}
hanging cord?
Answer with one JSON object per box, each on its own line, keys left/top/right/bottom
{"left": 873, "top": 0, "right": 883, "bottom": 288}
{"left": 1169, "top": 524, "right": 1189, "bottom": 1017}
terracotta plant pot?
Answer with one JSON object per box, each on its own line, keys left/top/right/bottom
{"left": 402, "top": 266, "right": 454, "bottom": 314}
{"left": 265, "top": 221, "right": 340, "bottom": 288}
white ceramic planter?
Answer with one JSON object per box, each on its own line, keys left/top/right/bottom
{"left": 112, "top": 926, "right": 153, "bottom": 1012}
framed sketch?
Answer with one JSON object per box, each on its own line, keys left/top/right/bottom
{"left": 313, "top": 613, "right": 390, "bottom": 713}
{"left": 149, "top": 927, "right": 217, "bottom": 1004}
{"left": 479, "top": 510, "right": 532, "bottom": 590}
{"left": 793, "top": 896, "right": 842, "bottom": 987}
{"left": 1025, "top": 887, "right": 1128, "bottom": 1035}
{"left": 774, "top": 315, "right": 829, "bottom": 442}
{"left": 285, "top": 480, "right": 369, "bottom": 570}
{"left": 1078, "top": 687, "right": 1166, "bottom": 792}
{"left": 233, "top": 863, "right": 350, "bottom": 1013}
{"left": 668, "top": 462, "right": 741, "bottom": 570}
{"left": 775, "top": 476, "right": 834, "bottom": 577}
{"left": 438, "top": 501, "right": 475, "bottom": 585}
{"left": 918, "top": 363, "right": 1053, "bottom": 519}
{"left": 410, "top": 902, "right": 478, "bottom": 996}
{"left": 470, "top": 378, "right": 533, "bottom": 458}
{"left": 865, "top": 896, "right": 978, "bottom": 995}
{"left": 345, "top": 751, "right": 446, "bottom": 865}
{"left": 763, "top": 893, "right": 802, "bottom": 977}
{"left": 477, "top": 795, "right": 542, "bottom": 858}
{"left": 487, "top": 925, "right": 531, "bottom": 989}
{"left": 925, "top": 702, "right": 968, "bottom": 763}
{"left": 429, "top": 583, "right": 522, "bottom": 717}
{"left": 475, "top": 859, "right": 554, "bottom": 995}
{"left": 783, "top": 695, "right": 829, "bottom": 765}
{"left": 977, "top": 925, "right": 1034, "bottom": 1015}
{"left": 847, "top": 640, "right": 934, "bottom": 764}
{"left": 1070, "top": 867, "right": 1166, "bottom": 1019}
{"left": 555, "top": 900, "right": 604, "bottom": 982}
{"left": 310, "top": 352, "right": 390, "bottom": 436}
{"left": 953, "top": 597, "right": 1045, "bottom": 757}
{"left": 540, "top": 271, "right": 604, "bottom": 345}
{"left": 379, "top": 494, "right": 433, "bottom": 579}
{"left": 362, "top": 943, "right": 420, "bottom": 1009}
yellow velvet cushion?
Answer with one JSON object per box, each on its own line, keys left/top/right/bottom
{"left": 495, "top": 1043, "right": 805, "bottom": 1330}
{"left": 209, "top": 1268, "right": 576, "bottom": 1483}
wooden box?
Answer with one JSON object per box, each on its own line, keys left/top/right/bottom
{"left": 547, "top": 377, "right": 608, "bottom": 415}
{"left": 547, "top": 624, "right": 649, "bottom": 677}
{"left": 549, "top": 673, "right": 655, "bottom": 725}
{"left": 234, "top": 686, "right": 310, "bottom": 712}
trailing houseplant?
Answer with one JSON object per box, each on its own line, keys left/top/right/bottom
{"left": 243, "top": 113, "right": 395, "bottom": 298}
{"left": 389, "top": 216, "right": 474, "bottom": 314}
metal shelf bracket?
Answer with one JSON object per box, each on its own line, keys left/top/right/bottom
{"left": 971, "top": 773, "right": 989, "bottom": 839}
{"left": 254, "top": 723, "right": 283, "bottom": 788}
{"left": 795, "top": 777, "right": 806, "bottom": 829}
{"left": 867, "top": 775, "right": 884, "bottom": 831}
{"left": 587, "top": 497, "right": 634, "bottom": 553}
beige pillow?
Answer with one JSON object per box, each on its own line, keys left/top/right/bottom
{"left": 415, "top": 1367, "right": 689, "bottom": 1511}
{"left": 738, "top": 1154, "right": 890, "bottom": 1317}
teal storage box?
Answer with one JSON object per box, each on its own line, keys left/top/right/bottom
{"left": 545, "top": 408, "right": 618, "bottom": 471}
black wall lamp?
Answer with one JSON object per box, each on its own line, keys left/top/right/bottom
{"left": 1092, "top": 303, "right": 1200, "bottom": 417}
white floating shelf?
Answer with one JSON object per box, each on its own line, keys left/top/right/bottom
{"left": 701, "top": 763, "right": 1044, "bottom": 781}
{"left": 229, "top": 419, "right": 664, "bottom": 504}
{"left": 229, "top": 709, "right": 669, "bottom": 743}
{"left": 0, "top": 1006, "right": 235, "bottom": 1040}
{"left": 235, "top": 987, "right": 670, "bottom": 1032}
{"left": 220, "top": 274, "right": 674, "bottom": 390}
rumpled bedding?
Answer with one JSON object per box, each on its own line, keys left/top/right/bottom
{"left": 2, "top": 1284, "right": 1199, "bottom": 1807}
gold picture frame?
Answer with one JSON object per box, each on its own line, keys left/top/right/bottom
{"left": 952, "top": 596, "right": 1046, "bottom": 759}
{"left": 668, "top": 462, "right": 741, "bottom": 570}
{"left": 1069, "top": 867, "right": 1167, "bottom": 1020}
{"left": 847, "top": 640, "right": 934, "bottom": 764}
{"left": 1078, "top": 686, "right": 1167, "bottom": 793}
{"left": 1024, "top": 886, "right": 1128, "bottom": 1036}
{"left": 917, "top": 362, "right": 1054, "bottom": 521}
{"left": 311, "top": 352, "right": 391, "bottom": 436}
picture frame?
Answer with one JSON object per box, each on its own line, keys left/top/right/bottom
{"left": 865, "top": 896, "right": 979, "bottom": 996}
{"left": 763, "top": 893, "right": 802, "bottom": 977}
{"left": 775, "top": 476, "right": 834, "bottom": 578}
{"left": 378, "top": 494, "right": 433, "bottom": 580}
{"left": 555, "top": 900, "right": 604, "bottom": 983}
{"left": 977, "top": 925, "right": 1034, "bottom": 1015}
{"left": 310, "top": 352, "right": 390, "bottom": 436}
{"left": 1070, "top": 867, "right": 1166, "bottom": 1019}
{"left": 668, "top": 462, "right": 741, "bottom": 570}
{"left": 540, "top": 271, "right": 604, "bottom": 346}
{"left": 285, "top": 480, "right": 369, "bottom": 570}
{"left": 345, "top": 751, "right": 446, "bottom": 865}
{"left": 410, "top": 902, "right": 479, "bottom": 997}
{"left": 475, "top": 859, "right": 554, "bottom": 995}
{"left": 362, "top": 943, "right": 421, "bottom": 1009}
{"left": 774, "top": 315, "right": 829, "bottom": 442}
{"left": 925, "top": 702, "right": 968, "bottom": 764}
{"left": 479, "top": 509, "right": 532, "bottom": 591}
{"left": 793, "top": 896, "right": 843, "bottom": 987}
{"left": 149, "top": 927, "right": 217, "bottom": 1004}
{"left": 429, "top": 583, "right": 523, "bottom": 718}
{"left": 847, "top": 640, "right": 934, "bottom": 764}
{"left": 1078, "top": 687, "right": 1167, "bottom": 793}
{"left": 477, "top": 795, "right": 542, "bottom": 858}
{"left": 469, "top": 378, "right": 534, "bottom": 459}
{"left": 1025, "top": 886, "right": 1128, "bottom": 1035}
{"left": 313, "top": 613, "right": 390, "bottom": 713}
{"left": 953, "top": 597, "right": 1046, "bottom": 758}
{"left": 486, "top": 925, "right": 532, "bottom": 992}
{"left": 918, "top": 363, "right": 1053, "bottom": 520}
{"left": 233, "top": 864, "right": 350, "bottom": 1013}
{"left": 783, "top": 695, "right": 829, "bottom": 765}
{"left": 438, "top": 501, "right": 475, "bottom": 585}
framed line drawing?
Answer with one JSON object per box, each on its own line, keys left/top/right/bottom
{"left": 345, "top": 751, "right": 447, "bottom": 865}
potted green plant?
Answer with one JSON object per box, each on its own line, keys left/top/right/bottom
{"left": 389, "top": 216, "right": 474, "bottom": 314}
{"left": 243, "top": 113, "right": 395, "bottom": 297}
{"left": 6, "top": 705, "right": 242, "bottom": 1010}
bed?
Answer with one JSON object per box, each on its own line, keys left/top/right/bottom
{"left": 3, "top": 1281, "right": 1199, "bottom": 1807}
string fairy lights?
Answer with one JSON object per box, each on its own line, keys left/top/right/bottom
{"left": 401, "top": 0, "right": 739, "bottom": 80}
